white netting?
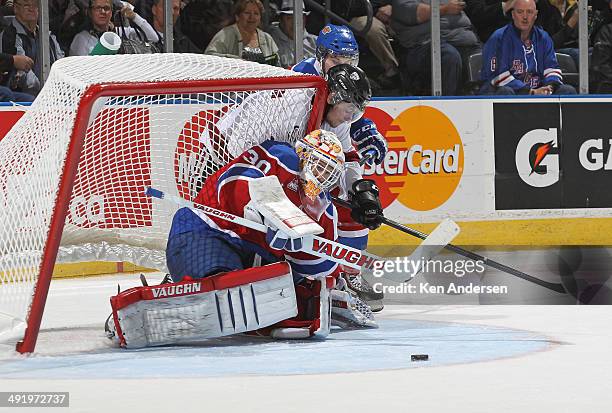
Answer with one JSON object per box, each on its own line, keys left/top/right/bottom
{"left": 0, "top": 54, "right": 323, "bottom": 344}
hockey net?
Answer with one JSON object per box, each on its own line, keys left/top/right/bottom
{"left": 0, "top": 53, "right": 327, "bottom": 353}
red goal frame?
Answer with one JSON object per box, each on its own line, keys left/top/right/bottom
{"left": 16, "top": 75, "right": 328, "bottom": 353}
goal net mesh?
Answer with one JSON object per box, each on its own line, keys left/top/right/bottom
{"left": 0, "top": 54, "right": 323, "bottom": 343}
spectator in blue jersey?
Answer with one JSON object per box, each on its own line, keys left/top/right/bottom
{"left": 479, "top": 0, "right": 577, "bottom": 95}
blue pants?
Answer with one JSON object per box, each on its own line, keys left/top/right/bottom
{"left": 479, "top": 83, "right": 577, "bottom": 95}
{"left": 166, "top": 229, "right": 255, "bottom": 281}
{"left": 0, "top": 86, "right": 34, "bottom": 102}
{"left": 400, "top": 41, "right": 481, "bottom": 96}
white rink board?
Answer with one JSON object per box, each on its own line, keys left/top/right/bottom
{"left": 4, "top": 96, "right": 612, "bottom": 233}
{"left": 367, "top": 96, "right": 612, "bottom": 223}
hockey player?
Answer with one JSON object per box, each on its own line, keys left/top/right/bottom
{"left": 293, "top": 24, "right": 360, "bottom": 77}
{"left": 166, "top": 129, "right": 344, "bottom": 282}
{"left": 294, "top": 29, "right": 388, "bottom": 311}
{"left": 162, "top": 128, "right": 375, "bottom": 337}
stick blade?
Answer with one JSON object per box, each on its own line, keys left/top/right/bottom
{"left": 383, "top": 219, "right": 461, "bottom": 283}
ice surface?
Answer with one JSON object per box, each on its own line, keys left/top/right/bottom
{"left": 0, "top": 273, "right": 611, "bottom": 412}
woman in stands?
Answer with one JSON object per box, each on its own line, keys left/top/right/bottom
{"left": 205, "top": 0, "right": 280, "bottom": 66}
{"left": 69, "top": 0, "right": 157, "bottom": 56}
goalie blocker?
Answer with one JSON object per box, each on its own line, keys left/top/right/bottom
{"left": 108, "top": 263, "right": 335, "bottom": 348}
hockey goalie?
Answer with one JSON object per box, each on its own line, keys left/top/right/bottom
{"left": 107, "top": 129, "right": 376, "bottom": 348}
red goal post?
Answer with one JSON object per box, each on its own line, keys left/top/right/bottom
{"left": 0, "top": 54, "right": 327, "bottom": 353}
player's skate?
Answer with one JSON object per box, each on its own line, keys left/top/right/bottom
{"left": 331, "top": 276, "right": 378, "bottom": 329}
{"left": 340, "top": 266, "right": 384, "bottom": 312}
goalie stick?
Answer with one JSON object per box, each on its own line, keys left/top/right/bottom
{"left": 145, "top": 187, "right": 458, "bottom": 279}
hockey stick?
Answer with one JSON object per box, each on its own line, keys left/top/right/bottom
{"left": 331, "top": 196, "right": 566, "bottom": 294}
{"left": 145, "top": 187, "right": 458, "bottom": 278}
{"left": 146, "top": 187, "right": 381, "bottom": 272}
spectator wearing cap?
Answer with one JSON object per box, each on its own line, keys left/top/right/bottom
{"left": 268, "top": 0, "right": 317, "bottom": 67}
{"left": 205, "top": 0, "right": 280, "bottom": 66}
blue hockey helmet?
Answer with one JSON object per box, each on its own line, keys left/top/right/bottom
{"left": 315, "top": 24, "right": 359, "bottom": 68}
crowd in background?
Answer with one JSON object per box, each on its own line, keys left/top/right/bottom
{"left": 2, "top": 0, "right": 612, "bottom": 101}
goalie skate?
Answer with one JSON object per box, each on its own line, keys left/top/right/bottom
{"left": 331, "top": 276, "right": 378, "bottom": 329}
{"left": 340, "top": 268, "right": 384, "bottom": 312}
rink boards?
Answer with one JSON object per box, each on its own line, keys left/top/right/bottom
{"left": 2, "top": 95, "right": 612, "bottom": 252}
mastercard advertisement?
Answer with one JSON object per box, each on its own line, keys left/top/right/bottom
{"left": 365, "top": 98, "right": 612, "bottom": 246}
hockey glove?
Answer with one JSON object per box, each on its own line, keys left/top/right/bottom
{"left": 350, "top": 117, "right": 388, "bottom": 165}
{"left": 266, "top": 226, "right": 304, "bottom": 252}
{"left": 349, "top": 179, "right": 383, "bottom": 230}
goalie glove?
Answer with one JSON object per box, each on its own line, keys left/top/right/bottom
{"left": 350, "top": 179, "right": 383, "bottom": 230}
{"left": 350, "top": 117, "right": 388, "bottom": 165}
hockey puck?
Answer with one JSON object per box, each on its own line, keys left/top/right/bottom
{"left": 411, "top": 354, "right": 429, "bottom": 362}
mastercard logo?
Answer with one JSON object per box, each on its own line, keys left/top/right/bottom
{"left": 363, "top": 106, "right": 464, "bottom": 211}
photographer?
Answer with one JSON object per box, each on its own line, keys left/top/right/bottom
{"left": 69, "top": 0, "right": 157, "bottom": 56}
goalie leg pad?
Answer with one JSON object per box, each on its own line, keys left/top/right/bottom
{"left": 110, "top": 262, "right": 297, "bottom": 348}
{"left": 260, "top": 276, "right": 334, "bottom": 339}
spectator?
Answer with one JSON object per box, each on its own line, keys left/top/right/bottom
{"left": 479, "top": 0, "right": 577, "bottom": 94}
{"left": 391, "top": 0, "right": 482, "bottom": 95}
{"left": 268, "top": 0, "right": 317, "bottom": 67}
{"left": 0, "top": 52, "right": 34, "bottom": 101}
{"left": 179, "top": 0, "right": 234, "bottom": 52}
{"left": 69, "top": 0, "right": 157, "bottom": 56}
{"left": 0, "top": 0, "right": 65, "bottom": 96}
{"left": 465, "top": 0, "right": 515, "bottom": 42}
{"left": 314, "top": 0, "right": 400, "bottom": 88}
{"left": 1, "top": 0, "right": 13, "bottom": 21}
{"left": 49, "top": 0, "right": 90, "bottom": 54}
{"left": 590, "top": 1, "right": 612, "bottom": 92}
{"left": 205, "top": 0, "right": 280, "bottom": 66}
{"left": 537, "top": 0, "right": 582, "bottom": 68}
{"left": 149, "top": 0, "right": 201, "bottom": 52}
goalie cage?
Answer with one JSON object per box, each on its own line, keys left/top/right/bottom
{"left": 0, "top": 53, "right": 327, "bottom": 353}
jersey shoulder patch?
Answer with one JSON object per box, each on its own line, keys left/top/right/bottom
{"left": 258, "top": 140, "right": 300, "bottom": 174}
{"left": 292, "top": 58, "right": 319, "bottom": 76}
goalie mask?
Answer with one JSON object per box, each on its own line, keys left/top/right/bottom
{"left": 296, "top": 129, "right": 345, "bottom": 202}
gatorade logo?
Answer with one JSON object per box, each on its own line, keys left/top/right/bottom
{"left": 515, "top": 128, "right": 559, "bottom": 188}
{"left": 363, "top": 106, "right": 464, "bottom": 211}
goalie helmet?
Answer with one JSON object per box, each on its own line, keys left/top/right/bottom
{"left": 316, "top": 24, "right": 359, "bottom": 70}
{"left": 326, "top": 64, "right": 371, "bottom": 123}
{"left": 295, "top": 129, "right": 345, "bottom": 200}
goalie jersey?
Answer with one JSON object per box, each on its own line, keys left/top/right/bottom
{"left": 168, "top": 140, "right": 339, "bottom": 280}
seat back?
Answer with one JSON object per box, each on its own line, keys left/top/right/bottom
{"left": 556, "top": 52, "right": 578, "bottom": 87}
